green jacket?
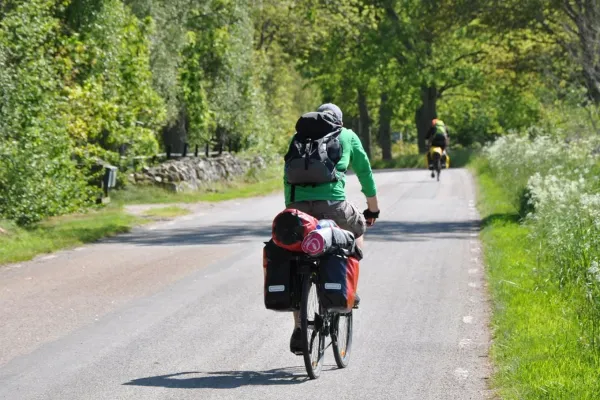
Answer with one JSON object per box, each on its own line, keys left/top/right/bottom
{"left": 284, "top": 127, "right": 377, "bottom": 206}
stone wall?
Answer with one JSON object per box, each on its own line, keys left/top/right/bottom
{"left": 132, "top": 154, "right": 267, "bottom": 192}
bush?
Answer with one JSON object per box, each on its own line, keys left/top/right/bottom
{"left": 483, "top": 132, "right": 600, "bottom": 351}
{"left": 0, "top": 0, "right": 93, "bottom": 225}
{"left": 0, "top": 0, "right": 168, "bottom": 225}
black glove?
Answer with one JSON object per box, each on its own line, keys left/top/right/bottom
{"left": 363, "top": 209, "right": 380, "bottom": 219}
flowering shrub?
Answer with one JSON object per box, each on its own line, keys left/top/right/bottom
{"left": 484, "top": 132, "right": 600, "bottom": 350}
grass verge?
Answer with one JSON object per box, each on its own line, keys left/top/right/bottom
{"left": 142, "top": 206, "right": 191, "bottom": 218}
{"left": 0, "top": 165, "right": 283, "bottom": 265}
{"left": 472, "top": 158, "right": 600, "bottom": 399}
{"left": 0, "top": 209, "right": 141, "bottom": 265}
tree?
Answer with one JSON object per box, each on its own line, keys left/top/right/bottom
{"left": 0, "top": 0, "right": 93, "bottom": 225}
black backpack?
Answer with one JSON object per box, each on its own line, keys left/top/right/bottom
{"left": 284, "top": 111, "right": 344, "bottom": 191}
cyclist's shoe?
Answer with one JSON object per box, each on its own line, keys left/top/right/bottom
{"left": 290, "top": 327, "right": 303, "bottom": 355}
{"left": 431, "top": 171, "right": 435, "bottom": 178}
{"left": 353, "top": 293, "right": 361, "bottom": 309}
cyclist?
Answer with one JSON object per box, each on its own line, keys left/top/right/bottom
{"left": 426, "top": 118, "right": 450, "bottom": 176}
{"left": 284, "top": 103, "right": 380, "bottom": 354}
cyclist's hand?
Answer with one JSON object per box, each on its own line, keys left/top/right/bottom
{"left": 363, "top": 209, "right": 380, "bottom": 227}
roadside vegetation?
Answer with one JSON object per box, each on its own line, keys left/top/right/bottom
{"left": 473, "top": 134, "right": 600, "bottom": 399}
{"left": 0, "top": 166, "right": 282, "bottom": 265}
{"left": 141, "top": 206, "right": 190, "bottom": 219}
{"left": 0, "top": 210, "right": 140, "bottom": 265}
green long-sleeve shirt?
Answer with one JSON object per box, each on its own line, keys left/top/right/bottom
{"left": 284, "top": 127, "right": 377, "bottom": 206}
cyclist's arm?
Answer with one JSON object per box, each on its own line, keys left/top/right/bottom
{"left": 349, "top": 132, "right": 379, "bottom": 211}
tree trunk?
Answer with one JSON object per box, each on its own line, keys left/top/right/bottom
{"left": 161, "top": 108, "right": 187, "bottom": 153}
{"left": 348, "top": 116, "right": 359, "bottom": 132}
{"left": 358, "top": 88, "right": 371, "bottom": 158}
{"left": 415, "top": 86, "right": 438, "bottom": 153}
{"left": 378, "top": 92, "right": 393, "bottom": 160}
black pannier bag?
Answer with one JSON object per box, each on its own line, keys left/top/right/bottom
{"left": 263, "top": 240, "right": 298, "bottom": 311}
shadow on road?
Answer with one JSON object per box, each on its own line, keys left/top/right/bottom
{"left": 122, "top": 368, "right": 315, "bottom": 388}
{"left": 105, "top": 221, "right": 272, "bottom": 246}
{"left": 105, "top": 219, "right": 479, "bottom": 246}
{"left": 366, "top": 220, "right": 480, "bottom": 242}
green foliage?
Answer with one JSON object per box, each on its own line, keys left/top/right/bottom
{"left": 479, "top": 131, "right": 600, "bottom": 397}
{"left": 0, "top": 0, "right": 93, "bottom": 225}
{"left": 2, "top": 0, "right": 599, "bottom": 226}
{"left": 63, "top": 0, "right": 166, "bottom": 156}
{"left": 0, "top": 0, "right": 165, "bottom": 225}
{"left": 474, "top": 156, "right": 600, "bottom": 399}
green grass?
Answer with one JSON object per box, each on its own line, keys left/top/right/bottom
{"left": 0, "top": 165, "right": 283, "bottom": 265}
{"left": 472, "top": 157, "right": 600, "bottom": 399}
{"left": 113, "top": 165, "right": 282, "bottom": 205}
{"left": 0, "top": 209, "right": 141, "bottom": 265}
{"left": 142, "top": 206, "right": 190, "bottom": 218}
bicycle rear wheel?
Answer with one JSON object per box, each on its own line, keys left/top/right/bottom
{"left": 332, "top": 311, "right": 353, "bottom": 368}
{"left": 300, "top": 275, "right": 325, "bottom": 379}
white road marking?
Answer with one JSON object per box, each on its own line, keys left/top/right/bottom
{"left": 39, "top": 255, "right": 57, "bottom": 261}
{"left": 463, "top": 316, "right": 474, "bottom": 324}
{"left": 468, "top": 282, "right": 478, "bottom": 288}
{"left": 468, "top": 268, "right": 479, "bottom": 274}
{"left": 459, "top": 338, "right": 473, "bottom": 349}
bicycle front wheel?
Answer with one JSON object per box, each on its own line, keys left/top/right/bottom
{"left": 332, "top": 311, "right": 353, "bottom": 368}
{"left": 300, "top": 275, "right": 325, "bottom": 379}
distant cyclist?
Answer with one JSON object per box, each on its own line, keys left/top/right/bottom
{"left": 283, "top": 103, "right": 380, "bottom": 354}
{"left": 426, "top": 118, "right": 450, "bottom": 174}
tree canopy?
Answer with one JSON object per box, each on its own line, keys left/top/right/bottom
{"left": 0, "top": 0, "right": 596, "bottom": 224}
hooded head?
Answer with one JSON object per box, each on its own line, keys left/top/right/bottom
{"left": 317, "top": 103, "right": 343, "bottom": 123}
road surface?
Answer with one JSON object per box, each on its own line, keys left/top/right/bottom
{"left": 0, "top": 169, "right": 491, "bottom": 400}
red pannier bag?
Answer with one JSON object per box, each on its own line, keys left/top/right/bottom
{"left": 319, "top": 254, "right": 359, "bottom": 313}
{"left": 272, "top": 208, "right": 318, "bottom": 252}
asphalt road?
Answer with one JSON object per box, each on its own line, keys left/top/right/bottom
{"left": 0, "top": 169, "right": 491, "bottom": 400}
